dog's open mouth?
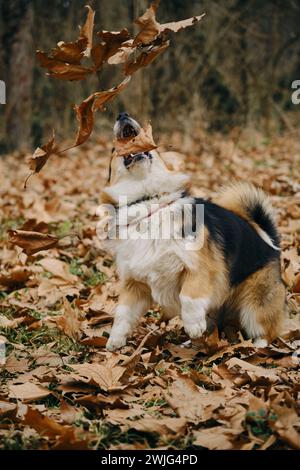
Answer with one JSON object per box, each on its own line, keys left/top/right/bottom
{"left": 122, "top": 123, "right": 138, "bottom": 139}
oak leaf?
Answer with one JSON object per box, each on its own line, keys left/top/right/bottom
{"left": 133, "top": 0, "right": 205, "bottom": 46}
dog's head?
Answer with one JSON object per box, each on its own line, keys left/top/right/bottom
{"left": 108, "top": 112, "right": 164, "bottom": 185}
{"left": 103, "top": 113, "right": 189, "bottom": 205}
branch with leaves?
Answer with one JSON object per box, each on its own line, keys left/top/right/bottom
{"left": 25, "top": 1, "right": 205, "bottom": 187}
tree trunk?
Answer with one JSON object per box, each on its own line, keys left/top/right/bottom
{"left": 2, "top": 0, "right": 34, "bottom": 152}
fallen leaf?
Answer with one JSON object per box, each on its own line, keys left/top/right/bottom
{"left": 22, "top": 407, "right": 89, "bottom": 448}
{"left": 226, "top": 357, "right": 280, "bottom": 383}
{"left": 38, "top": 258, "right": 78, "bottom": 284}
{"left": 193, "top": 427, "right": 237, "bottom": 450}
{"left": 8, "top": 230, "right": 59, "bottom": 255}
{"left": 70, "top": 358, "right": 126, "bottom": 392}
{"left": 55, "top": 298, "right": 82, "bottom": 339}
{"left": 8, "top": 383, "right": 51, "bottom": 402}
{"left": 165, "top": 375, "right": 225, "bottom": 423}
{"left": 0, "top": 401, "right": 17, "bottom": 419}
{"left": 269, "top": 405, "right": 300, "bottom": 450}
{"left": 128, "top": 416, "right": 186, "bottom": 436}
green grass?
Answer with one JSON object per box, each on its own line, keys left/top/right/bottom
{"left": 143, "top": 398, "right": 167, "bottom": 409}
{"left": 0, "top": 323, "right": 87, "bottom": 356}
{"left": 69, "top": 258, "right": 107, "bottom": 287}
{"left": 86, "top": 421, "right": 158, "bottom": 449}
{"left": 51, "top": 219, "right": 83, "bottom": 239}
{"left": 246, "top": 409, "right": 277, "bottom": 439}
{"left": 0, "top": 217, "right": 25, "bottom": 240}
{"left": 1, "top": 432, "right": 45, "bottom": 450}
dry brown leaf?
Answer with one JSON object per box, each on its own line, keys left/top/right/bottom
{"left": 74, "top": 76, "right": 131, "bottom": 146}
{"left": 226, "top": 357, "right": 280, "bottom": 383}
{"left": 0, "top": 315, "right": 25, "bottom": 328}
{"left": 108, "top": 39, "right": 135, "bottom": 65}
{"left": 204, "top": 339, "right": 255, "bottom": 364}
{"left": 8, "top": 230, "right": 59, "bottom": 255}
{"left": 29, "top": 130, "right": 56, "bottom": 174}
{"left": 70, "top": 358, "right": 126, "bottom": 392}
{"left": 161, "top": 15, "right": 206, "bottom": 35}
{"left": 133, "top": 1, "right": 161, "bottom": 46}
{"left": 165, "top": 375, "right": 225, "bottom": 423}
{"left": 114, "top": 122, "right": 157, "bottom": 157}
{"left": 124, "top": 41, "right": 169, "bottom": 75}
{"left": 129, "top": 416, "right": 186, "bottom": 436}
{"left": 80, "top": 5, "right": 95, "bottom": 57}
{"left": 8, "top": 383, "right": 51, "bottom": 402}
{"left": 5, "top": 355, "right": 30, "bottom": 373}
{"left": 51, "top": 40, "right": 86, "bottom": 65}
{"left": 36, "top": 50, "right": 94, "bottom": 80}
{"left": 80, "top": 336, "right": 108, "bottom": 348}
{"left": 133, "top": 1, "right": 205, "bottom": 46}
{"left": 55, "top": 298, "right": 82, "bottom": 339}
{"left": 269, "top": 405, "right": 300, "bottom": 450}
{"left": 36, "top": 7, "right": 95, "bottom": 78}
{"left": 59, "top": 400, "right": 79, "bottom": 424}
{"left": 92, "top": 29, "right": 131, "bottom": 69}
{"left": 38, "top": 258, "right": 78, "bottom": 284}
{"left": 22, "top": 407, "right": 89, "bottom": 448}
{"left": 193, "top": 427, "right": 237, "bottom": 450}
{"left": 0, "top": 401, "right": 17, "bottom": 419}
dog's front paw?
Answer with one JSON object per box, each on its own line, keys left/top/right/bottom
{"left": 184, "top": 318, "right": 207, "bottom": 339}
{"left": 106, "top": 334, "right": 127, "bottom": 351}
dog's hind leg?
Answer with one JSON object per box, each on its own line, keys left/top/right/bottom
{"left": 235, "top": 261, "right": 286, "bottom": 346}
{"left": 107, "top": 279, "right": 152, "bottom": 351}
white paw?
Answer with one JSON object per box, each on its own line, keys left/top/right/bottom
{"left": 253, "top": 338, "right": 268, "bottom": 348}
{"left": 184, "top": 319, "right": 207, "bottom": 339}
{"left": 106, "top": 334, "right": 127, "bottom": 351}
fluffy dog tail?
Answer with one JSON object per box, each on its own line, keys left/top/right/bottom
{"left": 215, "top": 182, "right": 280, "bottom": 250}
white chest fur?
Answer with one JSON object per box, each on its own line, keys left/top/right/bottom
{"left": 105, "top": 201, "right": 198, "bottom": 311}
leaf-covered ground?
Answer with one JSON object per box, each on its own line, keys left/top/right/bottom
{"left": 0, "top": 130, "right": 299, "bottom": 450}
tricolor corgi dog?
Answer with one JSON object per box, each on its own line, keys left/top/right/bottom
{"left": 99, "top": 112, "right": 285, "bottom": 351}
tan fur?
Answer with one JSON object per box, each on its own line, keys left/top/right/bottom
{"left": 224, "top": 261, "right": 285, "bottom": 341}
{"left": 238, "top": 262, "right": 285, "bottom": 340}
{"left": 181, "top": 231, "right": 229, "bottom": 304}
{"left": 215, "top": 182, "right": 276, "bottom": 227}
{"left": 120, "top": 278, "right": 152, "bottom": 306}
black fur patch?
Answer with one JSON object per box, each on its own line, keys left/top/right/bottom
{"left": 247, "top": 202, "right": 280, "bottom": 247}
{"left": 190, "top": 198, "right": 280, "bottom": 287}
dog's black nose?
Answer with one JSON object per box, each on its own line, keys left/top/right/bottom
{"left": 117, "top": 112, "right": 129, "bottom": 121}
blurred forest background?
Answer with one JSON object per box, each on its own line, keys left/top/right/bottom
{"left": 0, "top": 0, "right": 300, "bottom": 154}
